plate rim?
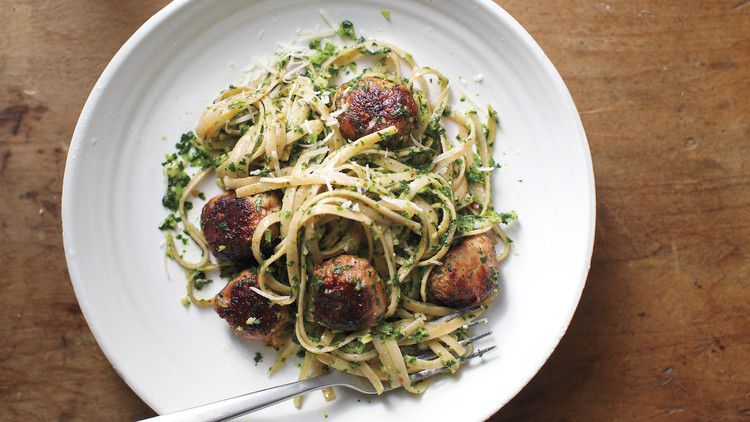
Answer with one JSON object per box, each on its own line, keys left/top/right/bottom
{"left": 61, "top": 0, "right": 596, "bottom": 418}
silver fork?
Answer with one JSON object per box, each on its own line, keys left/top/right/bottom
{"left": 141, "top": 308, "right": 494, "bottom": 422}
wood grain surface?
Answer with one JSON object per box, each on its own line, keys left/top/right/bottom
{"left": 1, "top": 1, "right": 748, "bottom": 420}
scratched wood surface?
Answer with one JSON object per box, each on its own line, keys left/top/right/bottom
{"left": 0, "top": 1, "right": 748, "bottom": 420}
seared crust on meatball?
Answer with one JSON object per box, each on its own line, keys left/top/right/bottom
{"left": 214, "top": 270, "right": 290, "bottom": 348}
{"left": 427, "top": 234, "right": 500, "bottom": 308}
{"left": 200, "top": 191, "right": 280, "bottom": 262}
{"left": 310, "top": 255, "right": 387, "bottom": 332}
{"left": 335, "top": 76, "right": 418, "bottom": 146}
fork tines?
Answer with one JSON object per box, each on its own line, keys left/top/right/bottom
{"left": 433, "top": 304, "right": 483, "bottom": 323}
{"left": 413, "top": 330, "right": 493, "bottom": 361}
{"left": 462, "top": 317, "right": 488, "bottom": 329}
{"left": 458, "top": 330, "right": 492, "bottom": 346}
{"left": 409, "top": 346, "right": 497, "bottom": 383}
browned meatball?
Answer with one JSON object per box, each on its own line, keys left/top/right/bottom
{"left": 427, "top": 234, "right": 500, "bottom": 308}
{"left": 200, "top": 191, "right": 280, "bottom": 262}
{"left": 335, "top": 76, "right": 418, "bottom": 146}
{"left": 214, "top": 270, "right": 290, "bottom": 348}
{"left": 310, "top": 255, "right": 387, "bottom": 332}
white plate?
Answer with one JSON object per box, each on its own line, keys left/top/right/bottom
{"left": 62, "top": 0, "right": 595, "bottom": 420}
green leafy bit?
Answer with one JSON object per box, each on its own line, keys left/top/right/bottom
{"left": 466, "top": 154, "right": 486, "bottom": 183}
{"left": 359, "top": 46, "right": 392, "bottom": 56}
{"left": 423, "top": 115, "right": 446, "bottom": 140}
{"left": 499, "top": 211, "right": 518, "bottom": 224}
{"left": 404, "top": 354, "right": 417, "bottom": 366}
{"left": 161, "top": 132, "right": 213, "bottom": 211}
{"left": 408, "top": 327, "right": 429, "bottom": 342}
{"left": 254, "top": 352, "right": 263, "bottom": 366}
{"left": 456, "top": 210, "right": 517, "bottom": 235}
{"left": 310, "top": 42, "right": 336, "bottom": 66}
{"left": 346, "top": 339, "right": 367, "bottom": 354}
{"left": 372, "top": 321, "right": 404, "bottom": 340}
{"left": 175, "top": 131, "right": 212, "bottom": 169}
{"left": 189, "top": 270, "right": 213, "bottom": 290}
{"left": 381, "top": 10, "right": 391, "bottom": 21}
{"left": 337, "top": 20, "right": 355, "bottom": 39}
{"left": 161, "top": 154, "right": 190, "bottom": 210}
{"left": 159, "top": 214, "right": 179, "bottom": 231}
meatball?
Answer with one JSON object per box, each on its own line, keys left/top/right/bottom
{"left": 427, "top": 234, "right": 500, "bottom": 308}
{"left": 310, "top": 255, "right": 387, "bottom": 332}
{"left": 200, "top": 191, "right": 280, "bottom": 262}
{"left": 214, "top": 270, "right": 290, "bottom": 348}
{"left": 335, "top": 76, "right": 419, "bottom": 146}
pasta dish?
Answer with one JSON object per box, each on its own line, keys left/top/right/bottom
{"left": 159, "top": 17, "right": 516, "bottom": 405}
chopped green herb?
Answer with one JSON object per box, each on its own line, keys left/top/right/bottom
{"left": 409, "top": 327, "right": 429, "bottom": 342}
{"left": 337, "top": 20, "right": 355, "bottom": 39}
{"left": 456, "top": 210, "right": 517, "bottom": 235}
{"left": 466, "top": 157, "right": 486, "bottom": 183}
{"left": 359, "top": 46, "right": 392, "bottom": 55}
{"left": 381, "top": 10, "right": 391, "bottom": 21}
{"left": 442, "top": 358, "right": 456, "bottom": 367}
{"left": 189, "top": 270, "right": 213, "bottom": 290}
{"left": 373, "top": 321, "right": 404, "bottom": 340}
{"left": 159, "top": 214, "right": 179, "bottom": 231}
{"left": 310, "top": 42, "right": 336, "bottom": 65}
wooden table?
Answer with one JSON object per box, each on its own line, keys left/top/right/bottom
{"left": 1, "top": 1, "right": 748, "bottom": 420}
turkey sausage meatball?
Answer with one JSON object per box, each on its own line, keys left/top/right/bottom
{"left": 200, "top": 191, "right": 280, "bottom": 262}
{"left": 310, "top": 254, "right": 387, "bottom": 332}
{"left": 335, "top": 76, "right": 419, "bottom": 147}
{"left": 214, "top": 270, "right": 290, "bottom": 348}
{"left": 427, "top": 234, "right": 500, "bottom": 308}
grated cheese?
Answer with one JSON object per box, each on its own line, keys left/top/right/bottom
{"left": 329, "top": 104, "right": 349, "bottom": 118}
{"left": 319, "top": 9, "right": 337, "bottom": 29}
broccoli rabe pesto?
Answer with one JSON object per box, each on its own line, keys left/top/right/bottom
{"left": 337, "top": 20, "right": 356, "bottom": 39}
{"left": 456, "top": 210, "right": 517, "bottom": 236}
{"left": 160, "top": 132, "right": 213, "bottom": 212}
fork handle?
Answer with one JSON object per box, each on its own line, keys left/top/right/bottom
{"left": 140, "top": 372, "right": 338, "bottom": 422}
